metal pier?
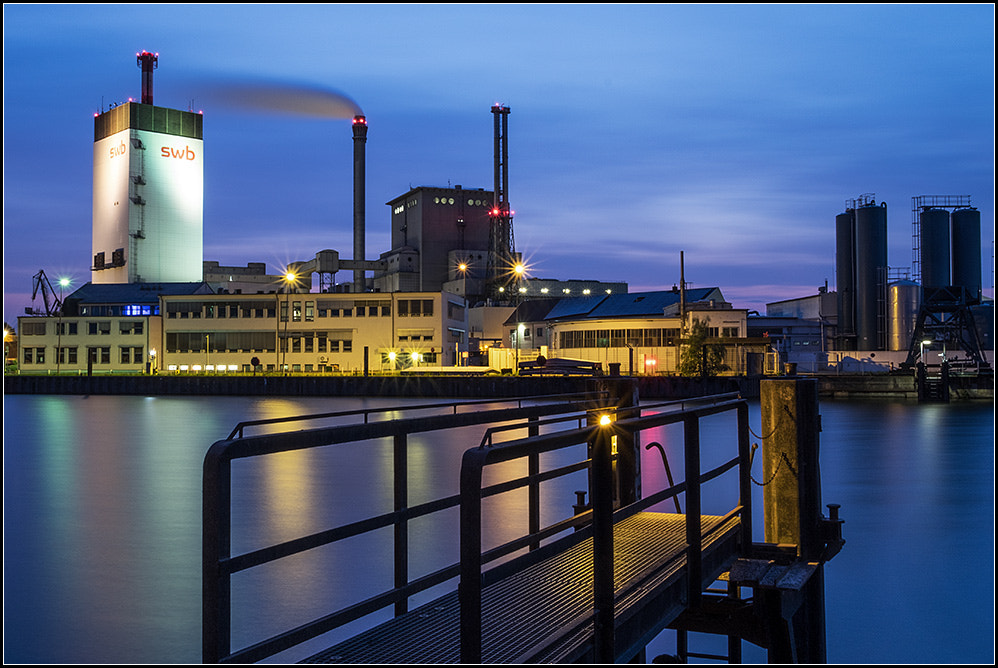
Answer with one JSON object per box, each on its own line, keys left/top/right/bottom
{"left": 202, "top": 380, "right": 843, "bottom": 664}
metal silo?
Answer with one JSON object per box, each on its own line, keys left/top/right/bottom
{"left": 835, "top": 210, "right": 856, "bottom": 344}
{"left": 854, "top": 202, "right": 888, "bottom": 350}
{"left": 919, "top": 208, "right": 951, "bottom": 289}
{"left": 888, "top": 280, "right": 920, "bottom": 352}
{"left": 951, "top": 207, "right": 982, "bottom": 302}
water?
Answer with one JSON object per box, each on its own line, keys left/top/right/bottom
{"left": 3, "top": 393, "right": 994, "bottom": 664}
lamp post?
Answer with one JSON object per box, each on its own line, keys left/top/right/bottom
{"left": 282, "top": 272, "right": 297, "bottom": 374}
{"left": 516, "top": 323, "right": 525, "bottom": 374}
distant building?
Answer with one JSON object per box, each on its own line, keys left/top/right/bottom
{"left": 377, "top": 186, "right": 495, "bottom": 295}
{"left": 16, "top": 284, "right": 468, "bottom": 374}
{"left": 92, "top": 99, "right": 204, "bottom": 284}
{"left": 493, "top": 288, "right": 773, "bottom": 375}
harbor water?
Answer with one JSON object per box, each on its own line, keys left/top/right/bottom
{"left": 3, "top": 393, "right": 994, "bottom": 664}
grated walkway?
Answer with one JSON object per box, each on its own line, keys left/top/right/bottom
{"left": 301, "top": 511, "right": 741, "bottom": 664}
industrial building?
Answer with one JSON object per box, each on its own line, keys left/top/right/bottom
{"left": 91, "top": 51, "right": 204, "bottom": 285}
{"left": 14, "top": 52, "right": 629, "bottom": 376}
{"left": 488, "top": 288, "right": 775, "bottom": 376}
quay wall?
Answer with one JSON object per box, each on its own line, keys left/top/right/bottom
{"left": 4, "top": 373, "right": 991, "bottom": 401}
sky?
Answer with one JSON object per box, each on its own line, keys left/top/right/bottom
{"left": 3, "top": 3, "right": 995, "bottom": 327}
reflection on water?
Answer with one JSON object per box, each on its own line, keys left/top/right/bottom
{"left": 3, "top": 394, "right": 994, "bottom": 663}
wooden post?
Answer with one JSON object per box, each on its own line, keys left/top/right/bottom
{"left": 760, "top": 378, "right": 826, "bottom": 663}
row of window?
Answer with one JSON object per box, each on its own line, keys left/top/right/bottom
{"left": 166, "top": 299, "right": 436, "bottom": 321}
{"left": 558, "top": 326, "right": 742, "bottom": 349}
{"left": 22, "top": 346, "right": 145, "bottom": 365}
{"left": 19, "top": 321, "right": 146, "bottom": 336}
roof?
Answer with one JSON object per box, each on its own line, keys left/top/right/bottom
{"left": 505, "top": 288, "right": 728, "bottom": 325}
{"left": 65, "top": 282, "right": 214, "bottom": 304}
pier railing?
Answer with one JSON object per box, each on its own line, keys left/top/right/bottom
{"left": 202, "top": 392, "right": 610, "bottom": 663}
{"left": 202, "top": 389, "right": 751, "bottom": 663}
{"left": 457, "top": 393, "right": 751, "bottom": 662}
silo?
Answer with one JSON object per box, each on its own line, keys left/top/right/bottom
{"left": 951, "top": 207, "right": 982, "bottom": 302}
{"left": 887, "top": 280, "right": 920, "bottom": 352}
{"left": 854, "top": 202, "right": 888, "bottom": 350}
{"left": 835, "top": 210, "right": 856, "bottom": 343}
{"left": 919, "top": 208, "right": 951, "bottom": 289}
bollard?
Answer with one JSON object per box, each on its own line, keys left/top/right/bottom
{"left": 760, "top": 377, "right": 827, "bottom": 663}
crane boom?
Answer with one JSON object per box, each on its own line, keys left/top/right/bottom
{"left": 30, "top": 270, "right": 64, "bottom": 316}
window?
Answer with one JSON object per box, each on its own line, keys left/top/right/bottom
{"left": 57, "top": 321, "right": 78, "bottom": 336}
{"left": 120, "top": 321, "right": 144, "bottom": 335}
{"left": 89, "top": 321, "right": 111, "bottom": 335}
{"left": 305, "top": 302, "right": 314, "bottom": 322}
{"left": 23, "top": 347, "right": 45, "bottom": 364}
{"left": 721, "top": 327, "right": 739, "bottom": 338}
{"left": 21, "top": 321, "right": 47, "bottom": 336}
{"left": 280, "top": 301, "right": 289, "bottom": 323}
{"left": 292, "top": 301, "right": 302, "bottom": 322}
{"left": 120, "top": 346, "right": 143, "bottom": 364}
{"left": 57, "top": 347, "right": 78, "bottom": 364}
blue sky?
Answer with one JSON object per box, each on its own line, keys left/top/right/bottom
{"left": 3, "top": 4, "right": 994, "bottom": 326}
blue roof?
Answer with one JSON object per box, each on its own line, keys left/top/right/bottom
{"left": 66, "top": 282, "right": 214, "bottom": 304}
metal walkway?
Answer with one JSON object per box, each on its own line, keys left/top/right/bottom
{"left": 203, "top": 387, "right": 755, "bottom": 664}
{"left": 302, "top": 512, "right": 741, "bottom": 663}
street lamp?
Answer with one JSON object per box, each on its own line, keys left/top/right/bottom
{"left": 281, "top": 272, "right": 297, "bottom": 374}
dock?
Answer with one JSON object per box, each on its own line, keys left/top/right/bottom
{"left": 202, "top": 379, "right": 844, "bottom": 663}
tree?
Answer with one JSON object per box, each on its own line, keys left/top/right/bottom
{"left": 678, "top": 317, "right": 728, "bottom": 377}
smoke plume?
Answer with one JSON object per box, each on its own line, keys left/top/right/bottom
{"left": 191, "top": 76, "right": 363, "bottom": 119}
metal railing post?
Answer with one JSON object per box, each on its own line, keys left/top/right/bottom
{"left": 592, "top": 421, "right": 615, "bottom": 662}
{"left": 528, "top": 416, "right": 540, "bottom": 550}
{"left": 683, "top": 413, "right": 702, "bottom": 611}
{"left": 393, "top": 432, "right": 409, "bottom": 616}
{"left": 737, "top": 402, "right": 753, "bottom": 549}
{"left": 202, "top": 444, "right": 232, "bottom": 663}
{"left": 459, "top": 450, "right": 484, "bottom": 664}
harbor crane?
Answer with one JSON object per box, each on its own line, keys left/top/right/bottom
{"left": 29, "top": 269, "right": 64, "bottom": 316}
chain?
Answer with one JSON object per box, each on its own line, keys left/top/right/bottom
{"left": 748, "top": 442, "right": 798, "bottom": 486}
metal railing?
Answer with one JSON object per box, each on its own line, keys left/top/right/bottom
{"left": 202, "top": 390, "right": 751, "bottom": 664}
{"left": 457, "top": 393, "right": 751, "bottom": 662}
{"left": 202, "top": 392, "right": 608, "bottom": 663}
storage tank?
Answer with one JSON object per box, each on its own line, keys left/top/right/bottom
{"left": 835, "top": 210, "right": 856, "bottom": 343}
{"left": 951, "top": 207, "right": 982, "bottom": 302}
{"left": 887, "top": 280, "right": 920, "bottom": 352}
{"left": 919, "top": 208, "right": 951, "bottom": 289}
{"left": 854, "top": 202, "right": 888, "bottom": 350}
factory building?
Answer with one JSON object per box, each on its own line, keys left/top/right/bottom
{"left": 490, "top": 288, "right": 773, "bottom": 376}
{"left": 376, "top": 186, "right": 495, "bottom": 295}
{"left": 91, "top": 52, "right": 204, "bottom": 285}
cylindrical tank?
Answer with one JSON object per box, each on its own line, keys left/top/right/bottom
{"left": 835, "top": 211, "right": 856, "bottom": 341}
{"left": 887, "top": 280, "right": 921, "bottom": 352}
{"left": 919, "top": 208, "right": 951, "bottom": 289}
{"left": 854, "top": 202, "right": 888, "bottom": 350}
{"left": 951, "top": 207, "right": 982, "bottom": 302}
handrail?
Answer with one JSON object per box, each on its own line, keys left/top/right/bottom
{"left": 203, "top": 390, "right": 750, "bottom": 664}
{"left": 203, "top": 393, "right": 609, "bottom": 664}
{"left": 457, "top": 396, "right": 751, "bottom": 663}
{"left": 225, "top": 391, "right": 607, "bottom": 439}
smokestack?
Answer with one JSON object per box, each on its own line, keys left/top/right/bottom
{"left": 136, "top": 51, "right": 158, "bottom": 105}
{"left": 352, "top": 115, "right": 367, "bottom": 293}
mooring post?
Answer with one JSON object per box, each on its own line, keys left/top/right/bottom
{"left": 760, "top": 377, "right": 827, "bottom": 663}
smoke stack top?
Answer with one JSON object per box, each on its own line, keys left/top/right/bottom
{"left": 136, "top": 51, "right": 159, "bottom": 105}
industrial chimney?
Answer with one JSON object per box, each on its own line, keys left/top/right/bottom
{"left": 352, "top": 115, "right": 367, "bottom": 292}
{"left": 136, "top": 51, "right": 158, "bottom": 105}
